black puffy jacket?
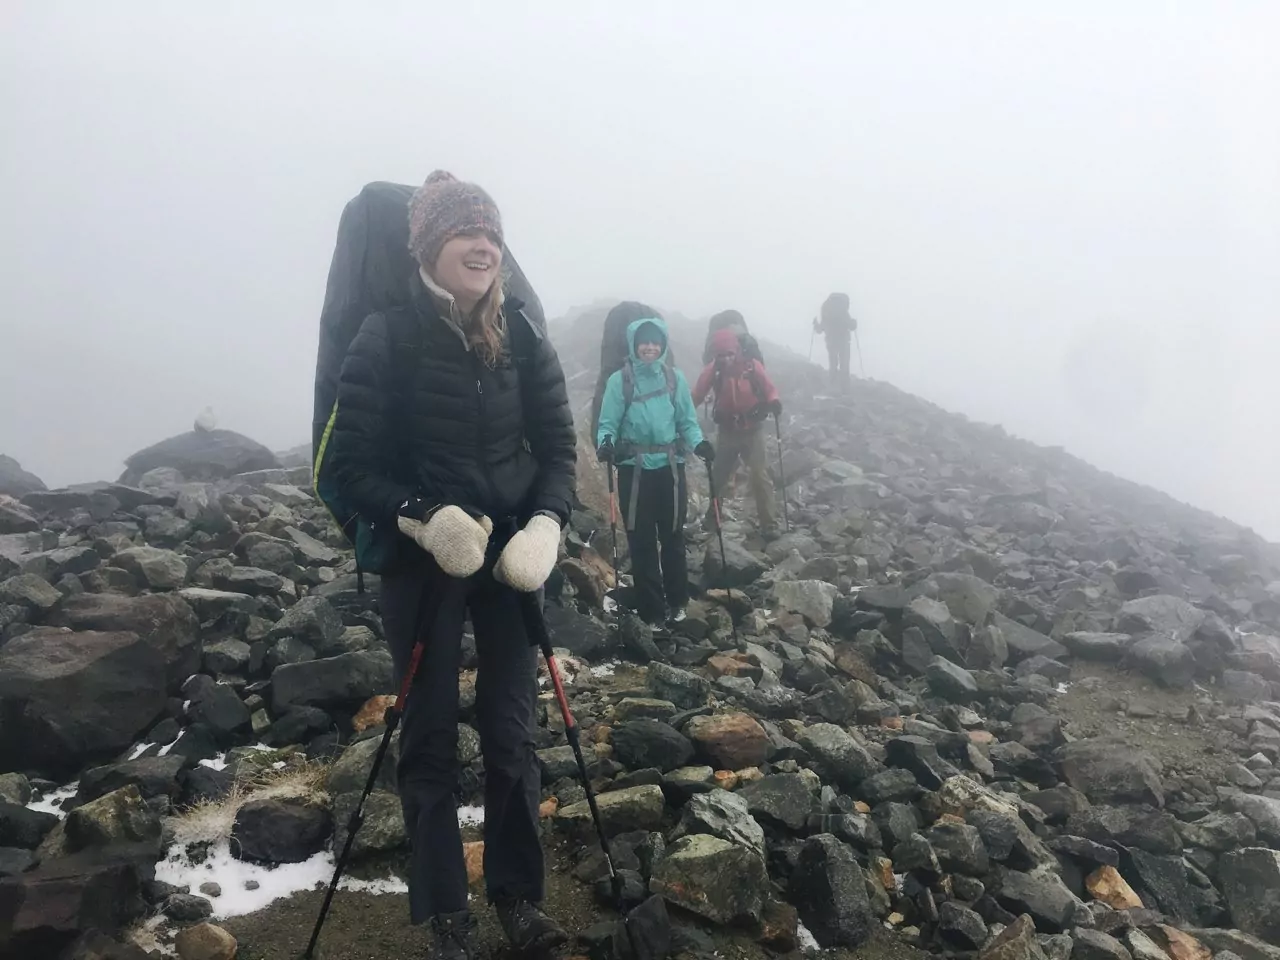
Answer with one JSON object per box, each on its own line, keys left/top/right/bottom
{"left": 329, "top": 275, "right": 576, "bottom": 534}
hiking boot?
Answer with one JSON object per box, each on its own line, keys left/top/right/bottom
{"left": 494, "top": 898, "right": 569, "bottom": 954}
{"left": 668, "top": 606, "right": 687, "bottom": 623}
{"left": 430, "top": 910, "right": 479, "bottom": 960}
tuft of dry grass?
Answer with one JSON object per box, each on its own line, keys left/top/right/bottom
{"left": 169, "top": 757, "right": 332, "bottom": 848}
{"left": 123, "top": 915, "right": 175, "bottom": 956}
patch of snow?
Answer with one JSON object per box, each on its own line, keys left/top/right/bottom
{"left": 1056, "top": 682, "right": 1069, "bottom": 694}
{"left": 27, "top": 781, "right": 78, "bottom": 819}
{"left": 272, "top": 761, "right": 286, "bottom": 769}
{"left": 158, "top": 729, "right": 185, "bottom": 756}
{"left": 249, "top": 742, "right": 274, "bottom": 752}
{"left": 590, "top": 660, "right": 618, "bottom": 679}
{"left": 199, "top": 753, "right": 228, "bottom": 771}
{"left": 341, "top": 874, "right": 409, "bottom": 895}
{"left": 128, "top": 742, "right": 151, "bottom": 761}
{"left": 603, "top": 595, "right": 618, "bottom": 615}
{"left": 156, "top": 838, "right": 336, "bottom": 919}
{"left": 182, "top": 700, "right": 191, "bottom": 713}
{"left": 153, "top": 807, "right": 484, "bottom": 918}
{"left": 796, "top": 921, "right": 820, "bottom": 952}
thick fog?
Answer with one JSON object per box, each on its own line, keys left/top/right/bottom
{"left": 3, "top": 3, "right": 1278, "bottom": 539}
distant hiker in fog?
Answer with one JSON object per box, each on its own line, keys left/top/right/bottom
{"left": 814, "top": 292, "right": 856, "bottom": 390}
{"left": 596, "top": 316, "right": 709, "bottom": 625}
{"left": 327, "top": 170, "right": 574, "bottom": 958}
{"left": 694, "top": 329, "right": 782, "bottom": 539}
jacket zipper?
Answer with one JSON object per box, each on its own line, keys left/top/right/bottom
{"left": 474, "top": 354, "right": 499, "bottom": 511}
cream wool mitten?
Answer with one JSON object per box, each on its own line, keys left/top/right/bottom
{"left": 494, "top": 514, "right": 562, "bottom": 592}
{"left": 397, "top": 506, "right": 493, "bottom": 578}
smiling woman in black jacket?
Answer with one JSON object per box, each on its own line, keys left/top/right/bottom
{"left": 327, "top": 171, "right": 576, "bottom": 959}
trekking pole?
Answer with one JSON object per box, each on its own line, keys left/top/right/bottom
{"left": 605, "top": 459, "right": 621, "bottom": 592}
{"left": 808, "top": 322, "right": 816, "bottom": 363}
{"left": 702, "top": 456, "right": 739, "bottom": 645}
{"left": 854, "top": 329, "right": 866, "bottom": 377}
{"left": 773, "top": 414, "right": 789, "bottom": 533}
{"left": 303, "top": 581, "right": 454, "bottom": 960}
{"left": 518, "top": 591, "right": 642, "bottom": 959}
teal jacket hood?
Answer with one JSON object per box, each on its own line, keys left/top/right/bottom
{"left": 626, "top": 317, "right": 670, "bottom": 368}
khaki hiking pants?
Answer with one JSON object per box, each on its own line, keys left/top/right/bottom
{"left": 705, "top": 423, "right": 777, "bottom": 533}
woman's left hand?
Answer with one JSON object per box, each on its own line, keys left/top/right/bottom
{"left": 494, "top": 514, "right": 562, "bottom": 591}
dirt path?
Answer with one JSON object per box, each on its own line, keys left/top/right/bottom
{"left": 1056, "top": 660, "right": 1248, "bottom": 788}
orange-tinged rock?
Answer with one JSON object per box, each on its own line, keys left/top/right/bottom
{"left": 880, "top": 716, "right": 904, "bottom": 731}
{"left": 686, "top": 712, "right": 769, "bottom": 769}
{"left": 760, "top": 899, "right": 799, "bottom": 951}
{"left": 174, "top": 923, "right": 238, "bottom": 960}
{"left": 559, "top": 557, "right": 610, "bottom": 606}
{"left": 713, "top": 770, "right": 739, "bottom": 790}
{"left": 853, "top": 800, "right": 871, "bottom": 815}
{"left": 352, "top": 695, "right": 396, "bottom": 733}
{"left": 705, "top": 653, "right": 761, "bottom": 680}
{"left": 1153, "top": 925, "right": 1211, "bottom": 960}
{"left": 463, "top": 841, "right": 484, "bottom": 884}
{"left": 593, "top": 725, "right": 613, "bottom": 744}
{"left": 539, "top": 798, "right": 559, "bottom": 819}
{"left": 1086, "top": 865, "right": 1143, "bottom": 909}
{"left": 832, "top": 643, "right": 878, "bottom": 685}
{"left": 873, "top": 856, "right": 896, "bottom": 892}
{"left": 968, "top": 730, "right": 997, "bottom": 746}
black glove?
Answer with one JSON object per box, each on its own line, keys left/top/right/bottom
{"left": 767, "top": 399, "right": 782, "bottom": 418}
{"left": 596, "top": 437, "right": 615, "bottom": 463}
{"left": 614, "top": 440, "right": 636, "bottom": 463}
{"left": 694, "top": 440, "right": 715, "bottom": 462}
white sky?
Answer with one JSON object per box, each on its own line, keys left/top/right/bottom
{"left": 2, "top": 2, "right": 1278, "bottom": 538}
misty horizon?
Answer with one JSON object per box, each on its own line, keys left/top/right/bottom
{"left": 3, "top": 3, "right": 1278, "bottom": 540}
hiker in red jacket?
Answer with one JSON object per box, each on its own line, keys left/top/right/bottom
{"left": 693, "top": 328, "right": 781, "bottom": 538}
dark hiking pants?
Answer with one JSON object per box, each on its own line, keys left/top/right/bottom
{"left": 826, "top": 333, "right": 851, "bottom": 388}
{"left": 617, "top": 462, "right": 689, "bottom": 624}
{"left": 380, "top": 546, "right": 543, "bottom": 924}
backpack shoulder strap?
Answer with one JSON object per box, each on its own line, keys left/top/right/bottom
{"left": 508, "top": 306, "right": 540, "bottom": 362}
{"left": 621, "top": 359, "right": 636, "bottom": 404}
{"left": 508, "top": 306, "right": 545, "bottom": 412}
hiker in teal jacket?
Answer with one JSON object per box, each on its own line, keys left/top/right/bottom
{"left": 596, "top": 317, "right": 712, "bottom": 624}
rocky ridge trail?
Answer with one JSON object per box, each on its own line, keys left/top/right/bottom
{"left": 2, "top": 313, "right": 1280, "bottom": 960}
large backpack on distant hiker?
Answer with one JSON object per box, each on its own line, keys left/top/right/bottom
{"left": 311, "top": 180, "right": 545, "bottom": 573}
{"left": 589, "top": 301, "right": 678, "bottom": 443}
{"left": 702, "top": 309, "right": 765, "bottom": 367}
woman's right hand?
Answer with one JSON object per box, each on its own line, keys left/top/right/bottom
{"left": 397, "top": 505, "right": 493, "bottom": 578}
